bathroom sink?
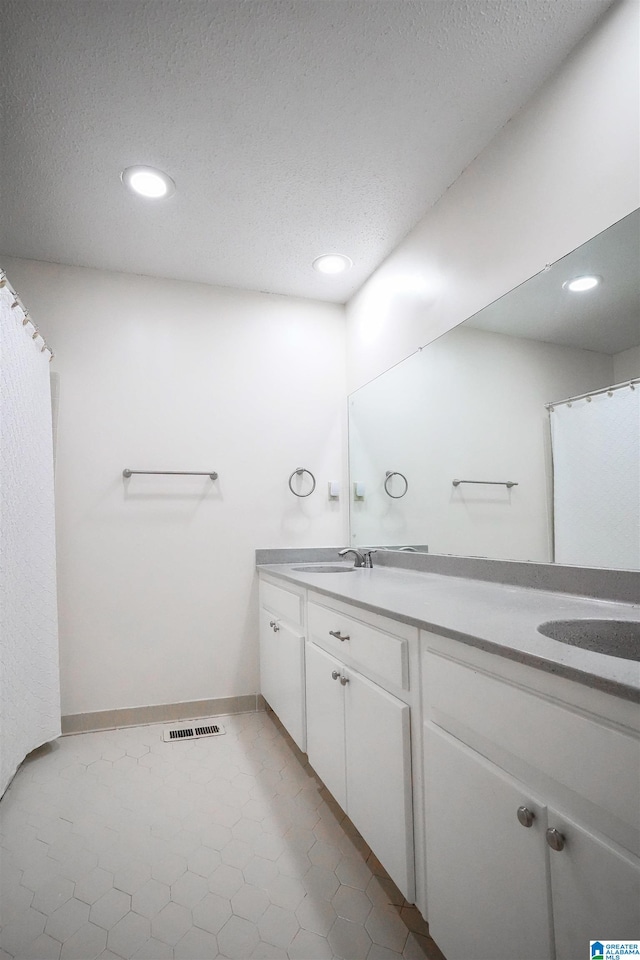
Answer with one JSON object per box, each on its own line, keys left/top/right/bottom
{"left": 537, "top": 619, "right": 640, "bottom": 660}
{"left": 291, "top": 564, "right": 355, "bottom": 574}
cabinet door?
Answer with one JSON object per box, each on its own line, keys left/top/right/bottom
{"left": 345, "top": 669, "right": 414, "bottom": 902}
{"left": 259, "top": 606, "right": 278, "bottom": 711}
{"left": 547, "top": 809, "right": 640, "bottom": 960}
{"left": 424, "top": 724, "right": 553, "bottom": 960}
{"left": 259, "top": 608, "right": 306, "bottom": 751}
{"left": 305, "top": 642, "right": 346, "bottom": 809}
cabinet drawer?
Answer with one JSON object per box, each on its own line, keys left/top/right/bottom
{"left": 423, "top": 648, "right": 640, "bottom": 847}
{"left": 260, "top": 579, "right": 304, "bottom": 627}
{"left": 308, "top": 600, "right": 408, "bottom": 691}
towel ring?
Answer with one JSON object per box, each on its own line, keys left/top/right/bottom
{"left": 288, "top": 467, "right": 316, "bottom": 498}
{"left": 384, "top": 470, "right": 408, "bottom": 499}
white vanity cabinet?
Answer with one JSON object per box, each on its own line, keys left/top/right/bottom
{"left": 425, "top": 723, "right": 553, "bottom": 960}
{"left": 305, "top": 642, "right": 347, "bottom": 806}
{"left": 421, "top": 631, "right": 640, "bottom": 960}
{"left": 259, "top": 576, "right": 306, "bottom": 751}
{"left": 305, "top": 595, "right": 417, "bottom": 902}
{"left": 546, "top": 807, "right": 640, "bottom": 958}
{"left": 257, "top": 561, "right": 640, "bottom": 956}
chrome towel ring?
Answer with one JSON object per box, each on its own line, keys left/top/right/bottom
{"left": 384, "top": 470, "right": 408, "bottom": 499}
{"left": 288, "top": 467, "right": 316, "bottom": 497}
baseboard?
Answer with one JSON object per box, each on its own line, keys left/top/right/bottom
{"left": 61, "top": 694, "right": 264, "bottom": 735}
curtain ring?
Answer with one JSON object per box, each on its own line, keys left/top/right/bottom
{"left": 288, "top": 467, "right": 316, "bottom": 497}
{"left": 384, "top": 471, "right": 408, "bottom": 499}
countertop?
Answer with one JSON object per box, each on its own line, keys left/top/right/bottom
{"left": 257, "top": 561, "right": 640, "bottom": 702}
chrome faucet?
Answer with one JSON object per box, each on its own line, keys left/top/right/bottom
{"left": 338, "top": 548, "right": 365, "bottom": 567}
{"left": 338, "top": 548, "right": 377, "bottom": 568}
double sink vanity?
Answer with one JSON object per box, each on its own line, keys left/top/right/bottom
{"left": 256, "top": 548, "right": 640, "bottom": 960}
{"left": 253, "top": 211, "right": 640, "bottom": 957}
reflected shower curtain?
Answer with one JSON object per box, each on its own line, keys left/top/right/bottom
{"left": 0, "top": 282, "right": 60, "bottom": 796}
{"left": 550, "top": 384, "right": 640, "bottom": 569}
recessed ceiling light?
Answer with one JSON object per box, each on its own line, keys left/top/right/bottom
{"left": 121, "top": 165, "right": 175, "bottom": 199}
{"left": 312, "top": 254, "right": 353, "bottom": 275}
{"left": 563, "top": 275, "right": 601, "bottom": 292}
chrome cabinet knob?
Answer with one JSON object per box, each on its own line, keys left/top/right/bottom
{"left": 339, "top": 675, "right": 349, "bottom": 685}
{"left": 546, "top": 828, "right": 565, "bottom": 851}
{"left": 331, "top": 670, "right": 340, "bottom": 680}
{"left": 329, "top": 630, "right": 350, "bottom": 642}
{"left": 517, "top": 806, "right": 535, "bottom": 828}
{"left": 269, "top": 620, "right": 279, "bottom": 632}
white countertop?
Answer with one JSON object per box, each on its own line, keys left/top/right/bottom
{"left": 258, "top": 561, "right": 640, "bottom": 702}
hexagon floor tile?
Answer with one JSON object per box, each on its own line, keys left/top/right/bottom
{"left": 0, "top": 711, "right": 446, "bottom": 959}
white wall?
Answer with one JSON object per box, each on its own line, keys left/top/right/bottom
{"left": 2, "top": 257, "right": 347, "bottom": 716}
{"left": 349, "top": 326, "right": 613, "bottom": 562}
{"left": 346, "top": 0, "right": 640, "bottom": 392}
{"left": 613, "top": 346, "right": 640, "bottom": 383}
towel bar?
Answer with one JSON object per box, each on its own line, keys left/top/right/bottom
{"left": 123, "top": 469, "right": 218, "bottom": 480}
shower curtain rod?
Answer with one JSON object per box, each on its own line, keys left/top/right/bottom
{"left": 546, "top": 377, "right": 638, "bottom": 410}
{"left": 0, "top": 271, "right": 55, "bottom": 361}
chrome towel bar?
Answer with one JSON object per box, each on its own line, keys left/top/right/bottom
{"left": 452, "top": 479, "right": 518, "bottom": 488}
{"left": 123, "top": 469, "right": 218, "bottom": 480}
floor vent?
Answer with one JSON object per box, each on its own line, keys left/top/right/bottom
{"left": 163, "top": 720, "right": 226, "bottom": 743}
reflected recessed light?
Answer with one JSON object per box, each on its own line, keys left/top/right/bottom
{"left": 563, "top": 275, "right": 601, "bottom": 292}
{"left": 312, "top": 254, "right": 353, "bottom": 275}
{"left": 121, "top": 165, "right": 175, "bottom": 199}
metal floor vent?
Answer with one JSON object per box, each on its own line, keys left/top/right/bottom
{"left": 163, "top": 719, "right": 226, "bottom": 743}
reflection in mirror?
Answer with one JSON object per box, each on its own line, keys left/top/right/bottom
{"left": 349, "top": 210, "right": 639, "bottom": 569}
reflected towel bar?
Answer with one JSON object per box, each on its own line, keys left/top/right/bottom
{"left": 123, "top": 469, "right": 218, "bottom": 480}
{"left": 452, "top": 479, "right": 518, "bottom": 488}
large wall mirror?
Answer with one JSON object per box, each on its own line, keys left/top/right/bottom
{"left": 349, "top": 210, "right": 639, "bottom": 570}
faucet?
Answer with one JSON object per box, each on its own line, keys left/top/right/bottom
{"left": 338, "top": 548, "right": 365, "bottom": 567}
{"left": 338, "top": 548, "right": 377, "bottom": 568}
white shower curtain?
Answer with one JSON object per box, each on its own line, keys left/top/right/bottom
{"left": 550, "top": 384, "right": 640, "bottom": 569}
{"left": 0, "top": 282, "right": 61, "bottom": 796}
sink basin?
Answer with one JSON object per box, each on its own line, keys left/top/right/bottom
{"left": 291, "top": 564, "right": 355, "bottom": 574}
{"left": 537, "top": 619, "right": 640, "bottom": 660}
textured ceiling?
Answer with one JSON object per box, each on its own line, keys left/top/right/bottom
{"left": 0, "top": 0, "right": 615, "bottom": 303}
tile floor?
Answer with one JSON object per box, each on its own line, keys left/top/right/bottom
{"left": 0, "top": 710, "right": 446, "bottom": 960}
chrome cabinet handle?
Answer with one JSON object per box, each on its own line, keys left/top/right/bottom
{"left": 331, "top": 670, "right": 349, "bottom": 685}
{"left": 546, "top": 828, "right": 565, "bottom": 851}
{"left": 269, "top": 620, "right": 280, "bottom": 632}
{"left": 517, "top": 807, "right": 535, "bottom": 828}
{"left": 329, "top": 630, "right": 350, "bottom": 642}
